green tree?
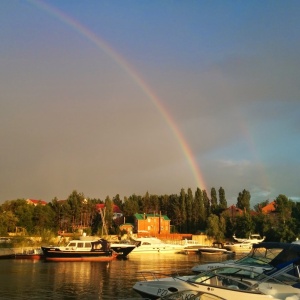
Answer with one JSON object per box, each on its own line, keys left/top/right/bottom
{"left": 113, "top": 194, "right": 123, "bottom": 211}
{"left": 0, "top": 211, "right": 18, "bottom": 234}
{"left": 236, "top": 189, "right": 251, "bottom": 212}
{"left": 218, "top": 187, "right": 227, "bottom": 210}
{"left": 194, "top": 188, "right": 205, "bottom": 230}
{"left": 179, "top": 188, "right": 187, "bottom": 233}
{"left": 206, "top": 214, "right": 225, "bottom": 242}
{"left": 203, "top": 190, "right": 210, "bottom": 218}
{"left": 210, "top": 187, "right": 218, "bottom": 213}
{"left": 186, "top": 188, "right": 193, "bottom": 233}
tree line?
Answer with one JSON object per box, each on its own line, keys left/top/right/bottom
{"left": 0, "top": 188, "right": 299, "bottom": 242}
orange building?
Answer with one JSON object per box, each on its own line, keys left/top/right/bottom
{"left": 134, "top": 213, "right": 170, "bottom": 235}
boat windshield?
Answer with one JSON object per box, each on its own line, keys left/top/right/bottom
{"left": 234, "top": 246, "right": 282, "bottom": 267}
{"left": 187, "top": 267, "right": 261, "bottom": 292}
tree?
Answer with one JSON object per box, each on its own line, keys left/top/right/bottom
{"left": 210, "top": 187, "right": 218, "bottom": 213}
{"left": 104, "top": 196, "right": 114, "bottom": 234}
{"left": 236, "top": 189, "right": 251, "bottom": 212}
{"left": 274, "top": 194, "right": 293, "bottom": 224}
{"left": 0, "top": 211, "right": 18, "bottom": 234}
{"left": 218, "top": 187, "right": 227, "bottom": 210}
{"left": 206, "top": 214, "right": 225, "bottom": 242}
{"left": 186, "top": 188, "right": 194, "bottom": 233}
{"left": 203, "top": 190, "right": 210, "bottom": 218}
{"left": 179, "top": 188, "right": 187, "bottom": 233}
{"left": 113, "top": 194, "right": 123, "bottom": 210}
{"left": 194, "top": 188, "right": 205, "bottom": 230}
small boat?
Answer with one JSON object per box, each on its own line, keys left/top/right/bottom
{"left": 198, "top": 242, "right": 233, "bottom": 255}
{"left": 233, "top": 233, "right": 265, "bottom": 244}
{"left": 223, "top": 240, "right": 253, "bottom": 254}
{"left": 41, "top": 238, "right": 117, "bottom": 262}
{"left": 14, "top": 248, "right": 44, "bottom": 260}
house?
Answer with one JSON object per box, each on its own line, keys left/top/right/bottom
{"left": 119, "top": 223, "right": 134, "bottom": 234}
{"left": 133, "top": 213, "right": 171, "bottom": 235}
{"left": 222, "top": 205, "right": 244, "bottom": 217}
{"left": 26, "top": 199, "right": 47, "bottom": 206}
{"left": 261, "top": 201, "right": 276, "bottom": 214}
{"left": 95, "top": 204, "right": 123, "bottom": 220}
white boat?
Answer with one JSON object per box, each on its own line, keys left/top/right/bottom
{"left": 192, "top": 242, "right": 300, "bottom": 274}
{"left": 130, "top": 237, "right": 184, "bottom": 254}
{"left": 133, "top": 261, "right": 300, "bottom": 300}
{"left": 233, "top": 233, "right": 265, "bottom": 244}
{"left": 223, "top": 240, "right": 253, "bottom": 254}
{"left": 198, "top": 242, "right": 233, "bottom": 256}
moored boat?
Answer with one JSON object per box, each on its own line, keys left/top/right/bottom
{"left": 133, "top": 260, "right": 300, "bottom": 300}
{"left": 233, "top": 233, "right": 265, "bottom": 244}
{"left": 130, "top": 237, "right": 184, "bottom": 254}
{"left": 14, "top": 248, "right": 44, "bottom": 260}
{"left": 41, "top": 238, "right": 117, "bottom": 262}
{"left": 192, "top": 241, "right": 300, "bottom": 274}
{"left": 198, "top": 242, "right": 233, "bottom": 256}
{"left": 223, "top": 240, "right": 253, "bottom": 254}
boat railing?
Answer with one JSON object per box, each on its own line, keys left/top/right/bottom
{"left": 136, "top": 270, "right": 189, "bottom": 282}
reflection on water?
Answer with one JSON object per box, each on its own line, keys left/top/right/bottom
{"left": 0, "top": 253, "right": 231, "bottom": 299}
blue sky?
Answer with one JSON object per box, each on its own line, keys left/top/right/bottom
{"left": 1, "top": 0, "right": 299, "bottom": 206}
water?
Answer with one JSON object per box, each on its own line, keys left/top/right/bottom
{"left": 0, "top": 253, "right": 229, "bottom": 299}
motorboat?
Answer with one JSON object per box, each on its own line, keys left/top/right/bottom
{"left": 130, "top": 237, "right": 184, "bottom": 254}
{"left": 223, "top": 240, "right": 253, "bottom": 254}
{"left": 192, "top": 242, "right": 300, "bottom": 274}
{"left": 14, "top": 248, "right": 44, "bottom": 260}
{"left": 41, "top": 238, "right": 117, "bottom": 262}
{"left": 133, "top": 261, "right": 300, "bottom": 300}
{"left": 197, "top": 242, "right": 233, "bottom": 256}
{"left": 233, "top": 233, "right": 265, "bottom": 244}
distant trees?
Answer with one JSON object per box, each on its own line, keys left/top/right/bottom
{"left": 0, "top": 187, "right": 299, "bottom": 243}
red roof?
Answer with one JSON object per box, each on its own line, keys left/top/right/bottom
{"left": 261, "top": 201, "right": 276, "bottom": 214}
{"left": 95, "top": 204, "right": 122, "bottom": 214}
{"left": 26, "top": 199, "right": 47, "bottom": 206}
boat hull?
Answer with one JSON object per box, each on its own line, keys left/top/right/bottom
{"left": 41, "top": 247, "right": 117, "bottom": 262}
{"left": 110, "top": 244, "right": 136, "bottom": 258}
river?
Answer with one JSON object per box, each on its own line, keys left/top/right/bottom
{"left": 0, "top": 253, "right": 230, "bottom": 299}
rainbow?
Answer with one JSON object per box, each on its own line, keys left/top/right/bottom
{"left": 28, "top": 0, "right": 207, "bottom": 191}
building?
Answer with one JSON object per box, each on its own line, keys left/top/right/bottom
{"left": 26, "top": 199, "right": 47, "bottom": 206}
{"left": 134, "top": 213, "right": 170, "bottom": 235}
{"left": 95, "top": 204, "right": 123, "bottom": 220}
{"left": 261, "top": 201, "right": 276, "bottom": 214}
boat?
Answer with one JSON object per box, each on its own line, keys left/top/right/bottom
{"left": 223, "top": 240, "right": 253, "bottom": 254}
{"left": 233, "top": 233, "right": 265, "bottom": 244}
{"left": 133, "top": 260, "right": 300, "bottom": 300}
{"left": 41, "top": 238, "right": 117, "bottom": 262}
{"left": 130, "top": 237, "right": 184, "bottom": 254}
{"left": 14, "top": 248, "right": 44, "bottom": 260}
{"left": 197, "top": 242, "right": 233, "bottom": 256}
{"left": 192, "top": 242, "right": 300, "bottom": 274}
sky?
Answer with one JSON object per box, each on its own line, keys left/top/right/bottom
{"left": 1, "top": 0, "right": 299, "bottom": 207}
